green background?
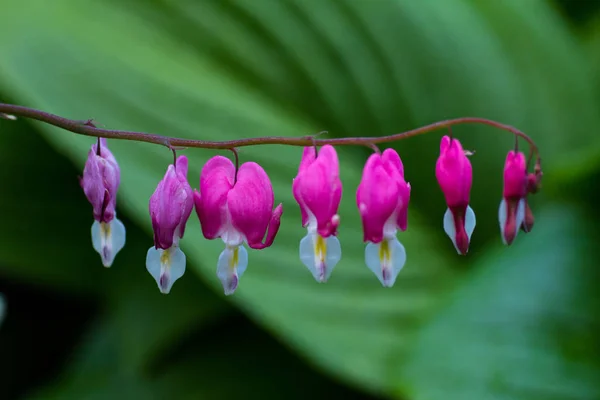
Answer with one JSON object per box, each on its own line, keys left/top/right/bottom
{"left": 1, "top": 0, "right": 600, "bottom": 399}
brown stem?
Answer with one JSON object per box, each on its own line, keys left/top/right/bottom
{"left": 0, "top": 103, "right": 540, "bottom": 162}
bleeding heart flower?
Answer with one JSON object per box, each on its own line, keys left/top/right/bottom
{"left": 293, "top": 145, "right": 342, "bottom": 282}
{"left": 146, "top": 155, "right": 194, "bottom": 294}
{"left": 194, "top": 156, "right": 283, "bottom": 295}
{"left": 435, "top": 136, "right": 475, "bottom": 255}
{"left": 80, "top": 138, "right": 125, "bottom": 267}
{"left": 499, "top": 150, "right": 527, "bottom": 245}
{"left": 356, "top": 149, "right": 411, "bottom": 287}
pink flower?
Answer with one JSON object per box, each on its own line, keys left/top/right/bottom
{"left": 146, "top": 156, "right": 194, "bottom": 294}
{"left": 194, "top": 156, "right": 283, "bottom": 295}
{"left": 292, "top": 145, "right": 342, "bottom": 282}
{"left": 356, "top": 148, "right": 411, "bottom": 287}
{"left": 80, "top": 138, "right": 125, "bottom": 267}
{"left": 498, "top": 150, "right": 527, "bottom": 245}
{"left": 435, "top": 136, "right": 475, "bottom": 255}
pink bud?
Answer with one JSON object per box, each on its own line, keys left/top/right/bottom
{"left": 498, "top": 150, "right": 527, "bottom": 245}
{"left": 293, "top": 145, "right": 343, "bottom": 282}
{"left": 146, "top": 156, "right": 194, "bottom": 294}
{"left": 149, "top": 155, "right": 194, "bottom": 250}
{"left": 194, "top": 156, "right": 283, "bottom": 295}
{"left": 435, "top": 136, "right": 475, "bottom": 255}
{"left": 81, "top": 139, "right": 125, "bottom": 267}
{"left": 81, "top": 138, "right": 120, "bottom": 223}
{"left": 521, "top": 200, "right": 535, "bottom": 233}
{"left": 357, "top": 149, "right": 410, "bottom": 287}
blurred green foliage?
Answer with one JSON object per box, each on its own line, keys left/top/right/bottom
{"left": 1, "top": 0, "right": 600, "bottom": 399}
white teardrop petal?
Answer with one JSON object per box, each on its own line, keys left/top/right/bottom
{"left": 465, "top": 205, "right": 476, "bottom": 241}
{"left": 145, "top": 246, "right": 186, "bottom": 294}
{"left": 91, "top": 217, "right": 126, "bottom": 267}
{"left": 323, "top": 235, "right": 342, "bottom": 281}
{"left": 299, "top": 233, "right": 342, "bottom": 282}
{"left": 217, "top": 246, "right": 247, "bottom": 296}
{"left": 365, "top": 238, "right": 405, "bottom": 287}
{"left": 385, "top": 237, "right": 407, "bottom": 287}
{"left": 498, "top": 198, "right": 508, "bottom": 244}
{"left": 365, "top": 242, "right": 385, "bottom": 285}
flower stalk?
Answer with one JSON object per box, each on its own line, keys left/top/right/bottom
{"left": 0, "top": 101, "right": 544, "bottom": 294}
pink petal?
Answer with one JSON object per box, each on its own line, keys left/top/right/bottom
{"left": 149, "top": 156, "right": 194, "bottom": 249}
{"left": 227, "top": 162, "right": 280, "bottom": 248}
{"left": 293, "top": 145, "right": 342, "bottom": 237}
{"left": 250, "top": 203, "right": 283, "bottom": 249}
{"left": 382, "top": 148, "right": 404, "bottom": 179}
{"left": 356, "top": 153, "right": 400, "bottom": 243}
{"left": 298, "top": 146, "right": 317, "bottom": 174}
{"left": 435, "top": 136, "right": 472, "bottom": 208}
{"left": 195, "top": 156, "right": 235, "bottom": 240}
{"left": 503, "top": 151, "right": 527, "bottom": 198}
{"left": 396, "top": 181, "right": 411, "bottom": 232}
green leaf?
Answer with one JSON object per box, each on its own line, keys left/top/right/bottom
{"left": 401, "top": 205, "right": 600, "bottom": 400}
{"left": 1, "top": 0, "right": 598, "bottom": 396}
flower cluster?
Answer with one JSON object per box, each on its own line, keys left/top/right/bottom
{"left": 80, "top": 135, "right": 541, "bottom": 295}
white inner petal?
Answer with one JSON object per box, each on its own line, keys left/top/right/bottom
{"left": 465, "top": 205, "right": 476, "bottom": 241}
{"left": 299, "top": 232, "right": 342, "bottom": 283}
{"left": 217, "top": 245, "right": 248, "bottom": 296}
{"left": 515, "top": 198, "right": 526, "bottom": 238}
{"left": 91, "top": 217, "right": 126, "bottom": 267}
{"left": 146, "top": 246, "right": 186, "bottom": 294}
{"left": 220, "top": 205, "right": 245, "bottom": 247}
{"left": 364, "top": 237, "right": 406, "bottom": 287}
{"left": 443, "top": 208, "right": 459, "bottom": 254}
{"left": 498, "top": 198, "right": 508, "bottom": 244}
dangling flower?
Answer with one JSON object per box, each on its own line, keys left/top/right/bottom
{"left": 435, "top": 136, "right": 475, "bottom": 255}
{"left": 146, "top": 155, "right": 194, "bottom": 294}
{"left": 499, "top": 150, "right": 527, "bottom": 245}
{"left": 292, "top": 145, "right": 342, "bottom": 282}
{"left": 356, "top": 149, "right": 411, "bottom": 287}
{"left": 194, "top": 156, "right": 283, "bottom": 295}
{"left": 80, "top": 138, "right": 125, "bottom": 267}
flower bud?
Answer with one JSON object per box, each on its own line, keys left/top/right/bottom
{"left": 146, "top": 156, "right": 194, "bottom": 294}
{"left": 435, "top": 136, "right": 475, "bottom": 255}
{"left": 81, "top": 138, "right": 125, "bottom": 267}
{"left": 498, "top": 150, "right": 527, "bottom": 245}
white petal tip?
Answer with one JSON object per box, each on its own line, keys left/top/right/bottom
{"left": 221, "top": 274, "right": 239, "bottom": 296}
{"left": 217, "top": 246, "right": 248, "bottom": 296}
{"left": 365, "top": 238, "right": 406, "bottom": 287}
{"left": 299, "top": 234, "right": 341, "bottom": 283}
{"left": 146, "top": 246, "right": 186, "bottom": 294}
{"left": 91, "top": 218, "right": 126, "bottom": 267}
